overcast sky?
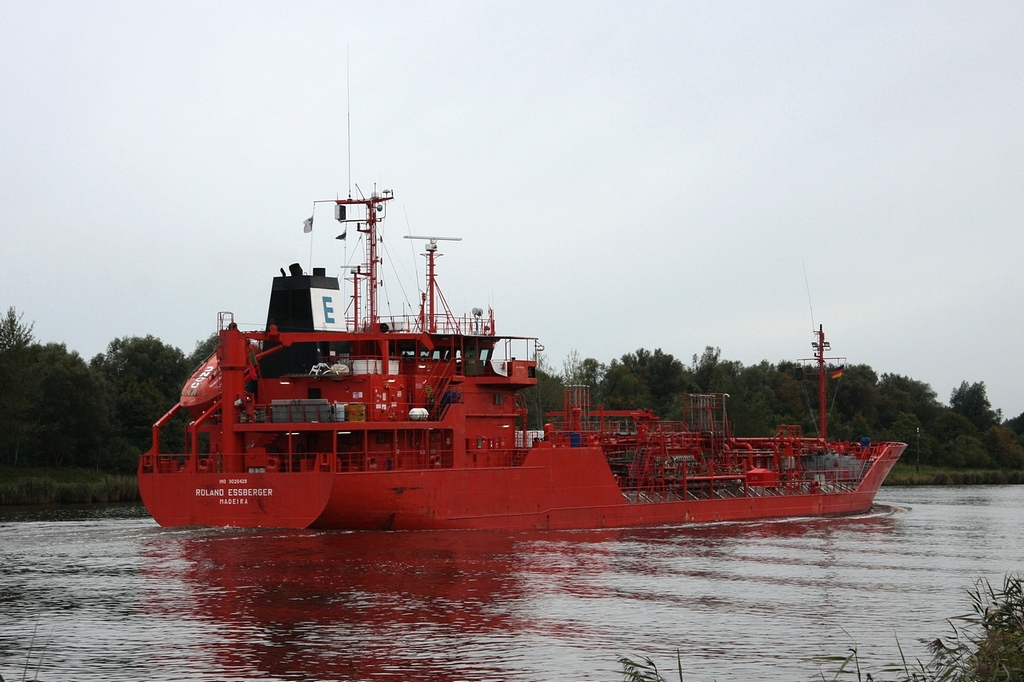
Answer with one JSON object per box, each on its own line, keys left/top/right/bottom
{"left": 3, "top": 1, "right": 1022, "bottom": 418}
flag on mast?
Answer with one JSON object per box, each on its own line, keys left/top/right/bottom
{"left": 831, "top": 366, "right": 844, "bottom": 380}
{"left": 303, "top": 215, "right": 314, "bottom": 233}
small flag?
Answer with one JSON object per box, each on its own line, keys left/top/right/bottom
{"left": 244, "top": 347, "right": 259, "bottom": 381}
{"left": 303, "top": 215, "right": 314, "bottom": 233}
{"left": 335, "top": 229, "right": 346, "bottom": 241}
{"left": 831, "top": 367, "right": 844, "bottom": 379}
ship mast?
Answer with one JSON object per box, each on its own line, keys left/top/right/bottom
{"left": 814, "top": 325, "right": 829, "bottom": 440}
{"left": 404, "top": 235, "right": 462, "bottom": 333}
{"left": 332, "top": 189, "right": 393, "bottom": 331}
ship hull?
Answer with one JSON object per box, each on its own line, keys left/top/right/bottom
{"left": 137, "top": 471, "right": 334, "bottom": 528}
{"left": 138, "top": 442, "right": 904, "bottom": 530}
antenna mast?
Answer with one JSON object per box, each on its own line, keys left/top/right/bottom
{"left": 802, "top": 325, "right": 843, "bottom": 441}
{"left": 346, "top": 46, "right": 352, "bottom": 199}
{"left": 404, "top": 235, "right": 462, "bottom": 333}
{"left": 814, "top": 326, "right": 829, "bottom": 440}
{"left": 329, "top": 189, "right": 394, "bottom": 330}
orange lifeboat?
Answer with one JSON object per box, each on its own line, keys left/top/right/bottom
{"left": 180, "top": 354, "right": 221, "bottom": 417}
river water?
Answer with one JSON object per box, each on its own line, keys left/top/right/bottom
{"left": 0, "top": 486, "right": 1021, "bottom": 681}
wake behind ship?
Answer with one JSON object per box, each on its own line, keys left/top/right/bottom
{"left": 138, "top": 189, "right": 906, "bottom": 529}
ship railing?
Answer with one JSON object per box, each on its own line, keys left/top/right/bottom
{"left": 816, "top": 480, "right": 859, "bottom": 494}
{"left": 146, "top": 447, "right": 464, "bottom": 475}
{"left": 745, "top": 486, "right": 784, "bottom": 497}
{"left": 314, "top": 353, "right": 410, "bottom": 378}
{"left": 375, "top": 313, "right": 497, "bottom": 337}
{"left": 619, "top": 468, "right": 868, "bottom": 504}
{"left": 515, "top": 430, "right": 546, "bottom": 449}
{"left": 268, "top": 448, "right": 461, "bottom": 473}
{"left": 630, "top": 489, "right": 693, "bottom": 504}
{"left": 801, "top": 464, "right": 869, "bottom": 487}
{"left": 333, "top": 447, "right": 528, "bottom": 471}
{"left": 619, "top": 481, "right": 722, "bottom": 504}
{"left": 145, "top": 453, "right": 192, "bottom": 474}
{"left": 151, "top": 439, "right": 543, "bottom": 474}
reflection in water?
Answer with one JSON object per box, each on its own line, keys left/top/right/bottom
{"left": 1, "top": 488, "right": 1021, "bottom": 681}
{"left": 140, "top": 530, "right": 538, "bottom": 681}
{"left": 134, "top": 512, "right": 901, "bottom": 681}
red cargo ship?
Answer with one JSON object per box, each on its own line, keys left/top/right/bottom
{"left": 138, "top": 189, "right": 905, "bottom": 529}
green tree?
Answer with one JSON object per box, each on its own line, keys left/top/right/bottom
{"left": 1006, "top": 410, "right": 1024, "bottom": 437}
{"left": 950, "top": 381, "right": 999, "bottom": 432}
{"left": 687, "top": 350, "right": 770, "bottom": 434}
{"left": 883, "top": 411, "right": 937, "bottom": 466}
{"left": 769, "top": 361, "right": 813, "bottom": 431}
{"left": 927, "top": 410, "right": 984, "bottom": 468}
{"left": 931, "top": 410, "right": 978, "bottom": 441}
{"left": 600, "top": 359, "right": 652, "bottom": 412}
{"left": 877, "top": 373, "right": 941, "bottom": 432}
{"left": 91, "top": 335, "right": 189, "bottom": 403}
{"left": 982, "top": 425, "right": 1024, "bottom": 470}
{"left": 690, "top": 346, "right": 748, "bottom": 393}
{"left": 723, "top": 362, "right": 775, "bottom": 436}
{"left": 91, "top": 336, "right": 190, "bottom": 456}
{"left": 619, "top": 348, "right": 686, "bottom": 418}
{"left": 830, "top": 364, "right": 879, "bottom": 430}
{"left": 31, "top": 343, "right": 115, "bottom": 468}
{"left": 690, "top": 346, "right": 723, "bottom": 393}
{"left": 0, "top": 307, "right": 37, "bottom": 466}
{"left": 561, "top": 349, "right": 605, "bottom": 392}
{"left": 523, "top": 353, "right": 564, "bottom": 430}
{"left": 828, "top": 412, "right": 874, "bottom": 442}
{"left": 944, "top": 434, "right": 992, "bottom": 468}
{"left": 0, "top": 306, "right": 35, "bottom": 351}
{"left": 186, "top": 332, "right": 219, "bottom": 371}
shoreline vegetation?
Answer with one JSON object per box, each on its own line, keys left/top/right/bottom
{"left": 884, "top": 463, "right": 1024, "bottom": 486}
{"left": 0, "top": 467, "right": 138, "bottom": 506}
{"left": 1, "top": 463, "right": 1021, "bottom": 507}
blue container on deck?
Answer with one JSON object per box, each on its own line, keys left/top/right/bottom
{"left": 570, "top": 432, "right": 582, "bottom": 448}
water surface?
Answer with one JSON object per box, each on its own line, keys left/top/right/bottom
{"left": 1, "top": 486, "right": 1021, "bottom": 681}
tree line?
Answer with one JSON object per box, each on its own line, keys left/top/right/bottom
{"left": 0, "top": 307, "right": 216, "bottom": 473}
{"left": 524, "top": 345, "right": 1024, "bottom": 471}
{"left": 2, "top": 305, "right": 1022, "bottom": 474}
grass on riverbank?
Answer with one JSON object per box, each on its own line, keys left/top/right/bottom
{"left": 0, "top": 466, "right": 138, "bottom": 505}
{"left": 884, "top": 463, "right": 1024, "bottom": 486}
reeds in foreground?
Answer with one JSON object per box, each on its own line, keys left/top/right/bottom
{"left": 2, "top": 618, "right": 52, "bottom": 682}
{"left": 618, "top": 651, "right": 684, "bottom": 682}
{"left": 620, "top": 574, "right": 1024, "bottom": 682}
